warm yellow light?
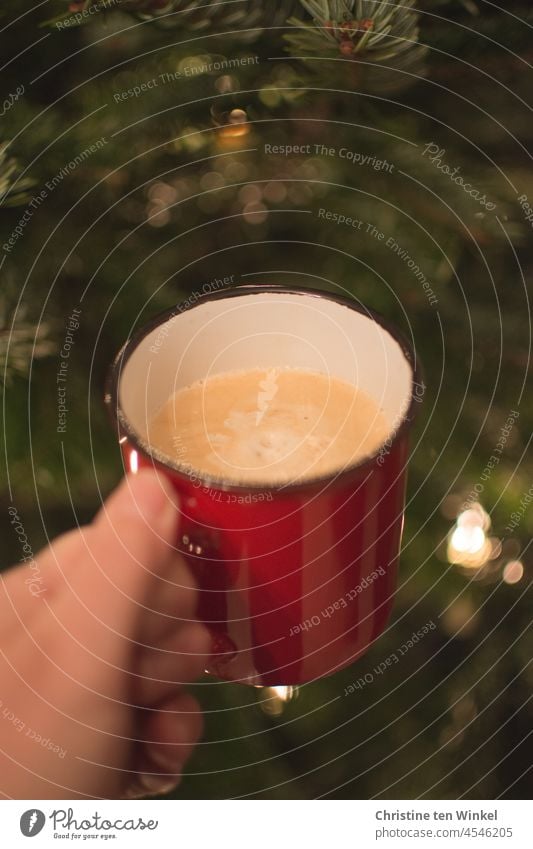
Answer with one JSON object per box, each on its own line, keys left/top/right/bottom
{"left": 271, "top": 686, "right": 295, "bottom": 702}
{"left": 215, "top": 75, "right": 236, "bottom": 94}
{"left": 243, "top": 202, "right": 268, "bottom": 224}
{"left": 147, "top": 202, "right": 170, "bottom": 227}
{"left": 457, "top": 504, "right": 491, "bottom": 531}
{"left": 503, "top": 560, "right": 524, "bottom": 584}
{"left": 447, "top": 504, "right": 494, "bottom": 568}
{"left": 129, "top": 450, "right": 139, "bottom": 474}
{"left": 450, "top": 524, "right": 485, "bottom": 555}
{"left": 217, "top": 109, "right": 250, "bottom": 141}
{"left": 148, "top": 181, "right": 177, "bottom": 203}
{"left": 259, "top": 685, "right": 298, "bottom": 716}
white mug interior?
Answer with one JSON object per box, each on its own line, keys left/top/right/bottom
{"left": 117, "top": 289, "right": 414, "bottom": 481}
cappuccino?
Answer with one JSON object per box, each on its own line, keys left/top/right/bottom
{"left": 148, "top": 368, "right": 391, "bottom": 485}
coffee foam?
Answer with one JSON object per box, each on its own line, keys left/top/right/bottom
{"left": 148, "top": 367, "right": 391, "bottom": 485}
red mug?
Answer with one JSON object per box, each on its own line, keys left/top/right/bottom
{"left": 106, "top": 285, "right": 420, "bottom": 686}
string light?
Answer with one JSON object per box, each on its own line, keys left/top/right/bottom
{"left": 259, "top": 685, "right": 298, "bottom": 716}
{"left": 216, "top": 108, "right": 250, "bottom": 142}
{"left": 447, "top": 504, "right": 493, "bottom": 569}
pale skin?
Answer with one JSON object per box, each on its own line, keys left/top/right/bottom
{"left": 0, "top": 469, "right": 211, "bottom": 799}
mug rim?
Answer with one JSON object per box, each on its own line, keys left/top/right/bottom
{"left": 105, "top": 284, "right": 423, "bottom": 494}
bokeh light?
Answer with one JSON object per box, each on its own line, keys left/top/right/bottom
{"left": 447, "top": 503, "right": 494, "bottom": 569}
{"left": 503, "top": 560, "right": 524, "bottom": 584}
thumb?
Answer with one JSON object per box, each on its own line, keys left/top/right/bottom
{"left": 77, "top": 470, "right": 182, "bottom": 616}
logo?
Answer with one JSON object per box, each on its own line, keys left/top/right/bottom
{"left": 20, "top": 809, "right": 46, "bottom": 837}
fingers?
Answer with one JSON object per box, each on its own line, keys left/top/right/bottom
{"left": 134, "top": 621, "right": 211, "bottom": 706}
{"left": 92, "top": 469, "right": 180, "bottom": 583}
{"left": 0, "top": 527, "right": 81, "bottom": 629}
{"left": 65, "top": 471, "right": 184, "bottom": 633}
{"left": 6, "top": 470, "right": 181, "bottom": 618}
{"left": 20, "top": 470, "right": 203, "bottom": 676}
{"left": 141, "top": 554, "right": 199, "bottom": 646}
{"left": 124, "top": 692, "right": 203, "bottom": 798}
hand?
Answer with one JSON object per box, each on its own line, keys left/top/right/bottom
{"left": 0, "top": 470, "right": 210, "bottom": 799}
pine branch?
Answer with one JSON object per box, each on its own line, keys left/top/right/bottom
{"left": 0, "top": 141, "right": 48, "bottom": 382}
{"left": 0, "top": 143, "right": 33, "bottom": 208}
{"left": 286, "top": 0, "right": 425, "bottom": 61}
{"left": 0, "top": 324, "right": 55, "bottom": 383}
{"left": 284, "top": 0, "right": 427, "bottom": 92}
{"left": 0, "top": 296, "right": 55, "bottom": 385}
{"left": 49, "top": 0, "right": 299, "bottom": 34}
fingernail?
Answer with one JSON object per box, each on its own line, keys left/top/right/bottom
{"left": 145, "top": 747, "right": 185, "bottom": 772}
{"left": 125, "top": 770, "right": 181, "bottom": 799}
